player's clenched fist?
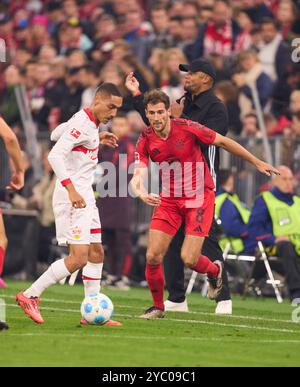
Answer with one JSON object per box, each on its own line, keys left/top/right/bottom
{"left": 68, "top": 189, "right": 87, "bottom": 209}
{"left": 140, "top": 193, "right": 161, "bottom": 207}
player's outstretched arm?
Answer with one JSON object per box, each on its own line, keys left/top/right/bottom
{"left": 213, "top": 133, "right": 280, "bottom": 177}
{"left": 131, "top": 167, "right": 161, "bottom": 207}
{"left": 0, "top": 117, "right": 24, "bottom": 190}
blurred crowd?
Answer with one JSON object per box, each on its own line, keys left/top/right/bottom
{"left": 0, "top": 0, "right": 299, "bottom": 138}
{"left": 1, "top": 0, "right": 300, "bottom": 284}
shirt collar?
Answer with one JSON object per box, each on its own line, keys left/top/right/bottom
{"left": 184, "top": 89, "right": 214, "bottom": 108}
{"left": 84, "top": 108, "right": 99, "bottom": 126}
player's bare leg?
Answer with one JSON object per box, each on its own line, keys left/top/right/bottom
{"left": 140, "top": 229, "right": 173, "bottom": 319}
{"left": 17, "top": 244, "right": 89, "bottom": 324}
{"left": 181, "top": 235, "right": 223, "bottom": 299}
{"left": 0, "top": 213, "right": 8, "bottom": 288}
{"left": 80, "top": 243, "right": 122, "bottom": 326}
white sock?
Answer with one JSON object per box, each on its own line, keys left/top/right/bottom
{"left": 82, "top": 262, "right": 103, "bottom": 298}
{"left": 24, "top": 259, "right": 71, "bottom": 298}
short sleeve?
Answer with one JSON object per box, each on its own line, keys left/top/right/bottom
{"left": 134, "top": 133, "right": 149, "bottom": 168}
{"left": 181, "top": 120, "right": 216, "bottom": 145}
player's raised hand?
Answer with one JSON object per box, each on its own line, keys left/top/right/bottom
{"left": 141, "top": 193, "right": 161, "bottom": 207}
{"left": 99, "top": 132, "right": 118, "bottom": 148}
{"left": 6, "top": 171, "right": 24, "bottom": 191}
{"left": 125, "top": 72, "right": 140, "bottom": 96}
{"left": 255, "top": 161, "right": 280, "bottom": 177}
{"left": 171, "top": 98, "right": 185, "bottom": 118}
{"left": 68, "top": 190, "right": 87, "bottom": 209}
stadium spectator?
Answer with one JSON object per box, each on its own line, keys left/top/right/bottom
{"left": 233, "top": 49, "right": 274, "bottom": 117}
{"left": 158, "top": 48, "right": 187, "bottom": 100}
{"left": 98, "top": 112, "right": 135, "bottom": 290}
{"left": 0, "top": 66, "right": 22, "bottom": 128}
{"left": 122, "top": 5, "right": 149, "bottom": 64}
{"left": 215, "top": 169, "right": 256, "bottom": 254}
{"left": 280, "top": 125, "right": 296, "bottom": 168}
{"left": 258, "top": 17, "right": 291, "bottom": 81}
{"left": 58, "top": 66, "right": 84, "bottom": 123}
{"left": 38, "top": 45, "right": 58, "bottom": 62}
{"left": 168, "top": 16, "right": 183, "bottom": 45}
{"left": 148, "top": 47, "right": 164, "bottom": 87}
{"left": 241, "top": 112, "right": 261, "bottom": 138}
{"left": 275, "top": 0, "right": 300, "bottom": 40}
{"left": 79, "top": 64, "right": 101, "bottom": 109}
{"left": 193, "top": 0, "right": 244, "bottom": 58}
{"left": 214, "top": 80, "right": 242, "bottom": 134}
{"left": 147, "top": 5, "right": 173, "bottom": 51}
{"left": 181, "top": 17, "right": 203, "bottom": 62}
{"left": 239, "top": 0, "right": 274, "bottom": 23}
{"left": 248, "top": 166, "right": 300, "bottom": 302}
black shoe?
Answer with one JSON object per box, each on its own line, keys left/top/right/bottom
{"left": 139, "top": 306, "right": 165, "bottom": 319}
{"left": 0, "top": 321, "right": 9, "bottom": 330}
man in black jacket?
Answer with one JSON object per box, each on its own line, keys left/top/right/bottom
{"left": 125, "top": 58, "right": 232, "bottom": 314}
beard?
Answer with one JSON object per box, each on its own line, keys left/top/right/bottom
{"left": 184, "top": 83, "right": 194, "bottom": 93}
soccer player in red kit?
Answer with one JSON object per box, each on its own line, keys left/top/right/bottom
{"left": 131, "top": 89, "right": 279, "bottom": 319}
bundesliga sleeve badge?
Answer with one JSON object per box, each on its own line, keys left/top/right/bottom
{"left": 70, "top": 128, "right": 82, "bottom": 139}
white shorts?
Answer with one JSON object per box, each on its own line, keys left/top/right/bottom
{"left": 53, "top": 202, "right": 102, "bottom": 246}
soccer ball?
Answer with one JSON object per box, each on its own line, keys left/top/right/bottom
{"left": 80, "top": 293, "right": 114, "bottom": 325}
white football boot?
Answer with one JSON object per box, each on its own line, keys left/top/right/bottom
{"left": 215, "top": 300, "right": 232, "bottom": 315}
{"left": 164, "top": 299, "right": 189, "bottom": 312}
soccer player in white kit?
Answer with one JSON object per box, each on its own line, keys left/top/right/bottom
{"left": 16, "top": 83, "right": 123, "bottom": 325}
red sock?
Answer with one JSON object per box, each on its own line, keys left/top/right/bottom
{"left": 122, "top": 255, "right": 133, "bottom": 277}
{"left": 145, "top": 263, "right": 165, "bottom": 310}
{"left": 192, "top": 255, "right": 219, "bottom": 278}
{"left": 0, "top": 246, "right": 5, "bottom": 276}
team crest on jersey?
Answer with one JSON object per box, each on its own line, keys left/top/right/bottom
{"left": 71, "top": 226, "right": 82, "bottom": 239}
{"left": 152, "top": 148, "right": 160, "bottom": 156}
{"left": 70, "top": 128, "right": 81, "bottom": 139}
{"left": 175, "top": 139, "right": 185, "bottom": 149}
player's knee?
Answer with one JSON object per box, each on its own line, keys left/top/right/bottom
{"left": 181, "top": 251, "right": 197, "bottom": 269}
{"left": 72, "top": 253, "right": 89, "bottom": 270}
{"left": 146, "top": 250, "right": 163, "bottom": 265}
{"left": 0, "top": 235, "right": 8, "bottom": 250}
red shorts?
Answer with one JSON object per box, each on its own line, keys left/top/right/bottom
{"left": 150, "top": 189, "right": 215, "bottom": 237}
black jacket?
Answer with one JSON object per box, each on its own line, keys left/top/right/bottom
{"left": 131, "top": 89, "right": 228, "bottom": 188}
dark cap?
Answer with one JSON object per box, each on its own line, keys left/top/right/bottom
{"left": 179, "top": 58, "right": 216, "bottom": 81}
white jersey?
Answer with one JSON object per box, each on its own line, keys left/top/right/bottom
{"left": 48, "top": 108, "right": 100, "bottom": 205}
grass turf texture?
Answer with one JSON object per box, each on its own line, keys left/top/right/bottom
{"left": 1, "top": 280, "right": 300, "bottom": 366}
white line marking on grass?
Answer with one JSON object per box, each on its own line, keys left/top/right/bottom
{"left": 4, "top": 332, "right": 300, "bottom": 345}
{"left": 6, "top": 303, "right": 300, "bottom": 334}
{"left": 2, "top": 294, "right": 294, "bottom": 325}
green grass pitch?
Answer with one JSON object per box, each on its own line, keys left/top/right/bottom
{"left": 1, "top": 280, "right": 300, "bottom": 366}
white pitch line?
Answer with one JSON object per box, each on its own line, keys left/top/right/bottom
{"left": 1, "top": 294, "right": 294, "bottom": 325}
{"left": 6, "top": 303, "right": 300, "bottom": 334}
{"left": 4, "top": 332, "right": 300, "bottom": 345}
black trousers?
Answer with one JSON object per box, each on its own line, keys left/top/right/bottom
{"left": 276, "top": 241, "right": 300, "bottom": 298}
{"left": 164, "top": 219, "right": 231, "bottom": 303}
{"left": 102, "top": 228, "right": 132, "bottom": 278}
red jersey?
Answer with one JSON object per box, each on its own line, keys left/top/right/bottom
{"left": 135, "top": 118, "right": 216, "bottom": 198}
